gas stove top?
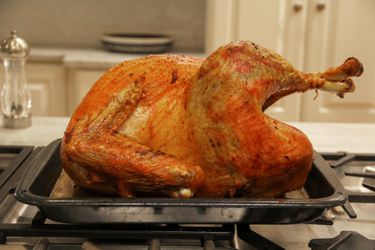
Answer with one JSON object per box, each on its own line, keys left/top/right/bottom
{"left": 0, "top": 144, "right": 374, "bottom": 250}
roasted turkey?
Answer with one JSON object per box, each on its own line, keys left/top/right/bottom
{"left": 61, "top": 41, "right": 363, "bottom": 198}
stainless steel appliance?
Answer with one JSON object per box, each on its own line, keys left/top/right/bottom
{"left": 0, "top": 142, "right": 374, "bottom": 249}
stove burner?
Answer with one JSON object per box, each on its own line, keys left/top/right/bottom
{"left": 309, "top": 231, "right": 375, "bottom": 250}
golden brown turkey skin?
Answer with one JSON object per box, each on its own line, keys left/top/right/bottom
{"left": 61, "top": 41, "right": 363, "bottom": 198}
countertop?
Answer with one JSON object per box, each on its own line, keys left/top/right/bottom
{"left": 29, "top": 47, "right": 206, "bottom": 69}
{"left": 0, "top": 117, "right": 374, "bottom": 153}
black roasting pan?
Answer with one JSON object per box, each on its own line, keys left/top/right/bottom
{"left": 14, "top": 139, "right": 349, "bottom": 224}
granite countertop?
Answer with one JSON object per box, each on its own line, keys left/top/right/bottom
{"left": 0, "top": 117, "right": 374, "bottom": 153}
{"left": 0, "top": 117, "right": 68, "bottom": 146}
{"left": 29, "top": 47, "right": 207, "bottom": 69}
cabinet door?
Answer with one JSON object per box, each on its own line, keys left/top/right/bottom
{"left": 67, "top": 68, "right": 106, "bottom": 115}
{"left": 302, "top": 0, "right": 375, "bottom": 122}
{"left": 206, "top": 0, "right": 309, "bottom": 121}
{"left": 1, "top": 63, "right": 66, "bottom": 116}
{"left": 26, "top": 63, "right": 66, "bottom": 116}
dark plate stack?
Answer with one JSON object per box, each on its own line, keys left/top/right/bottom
{"left": 101, "top": 33, "right": 173, "bottom": 54}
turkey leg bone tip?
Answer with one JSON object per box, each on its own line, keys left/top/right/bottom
{"left": 61, "top": 41, "right": 363, "bottom": 198}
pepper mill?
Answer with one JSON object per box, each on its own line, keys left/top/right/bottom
{"left": 0, "top": 31, "right": 32, "bottom": 128}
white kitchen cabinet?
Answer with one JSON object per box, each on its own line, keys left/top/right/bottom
{"left": 206, "top": 0, "right": 375, "bottom": 122}
{"left": 1, "top": 47, "right": 141, "bottom": 118}
{"left": 1, "top": 61, "right": 107, "bottom": 117}
{"left": 0, "top": 63, "right": 66, "bottom": 116}
{"left": 67, "top": 68, "right": 107, "bottom": 115}
{"left": 26, "top": 63, "right": 67, "bottom": 116}
{"left": 206, "top": 0, "right": 306, "bottom": 121}
{"left": 302, "top": 0, "right": 375, "bottom": 122}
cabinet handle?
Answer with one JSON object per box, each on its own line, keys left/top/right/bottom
{"left": 316, "top": 3, "right": 326, "bottom": 11}
{"left": 293, "top": 3, "right": 303, "bottom": 12}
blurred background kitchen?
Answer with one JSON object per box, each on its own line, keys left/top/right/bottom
{"left": 0, "top": 0, "right": 374, "bottom": 123}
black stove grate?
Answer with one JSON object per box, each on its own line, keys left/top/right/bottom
{"left": 0, "top": 145, "right": 34, "bottom": 204}
{"left": 0, "top": 219, "right": 235, "bottom": 249}
{"left": 309, "top": 231, "right": 375, "bottom": 250}
{"left": 322, "top": 152, "right": 375, "bottom": 203}
{"left": 0, "top": 209, "right": 289, "bottom": 249}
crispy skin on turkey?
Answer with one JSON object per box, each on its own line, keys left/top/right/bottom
{"left": 61, "top": 41, "right": 363, "bottom": 198}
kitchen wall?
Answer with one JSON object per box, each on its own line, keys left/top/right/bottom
{"left": 0, "top": 0, "right": 205, "bottom": 52}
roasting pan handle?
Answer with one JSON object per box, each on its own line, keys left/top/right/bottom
{"left": 14, "top": 139, "right": 62, "bottom": 206}
{"left": 313, "top": 152, "right": 357, "bottom": 218}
